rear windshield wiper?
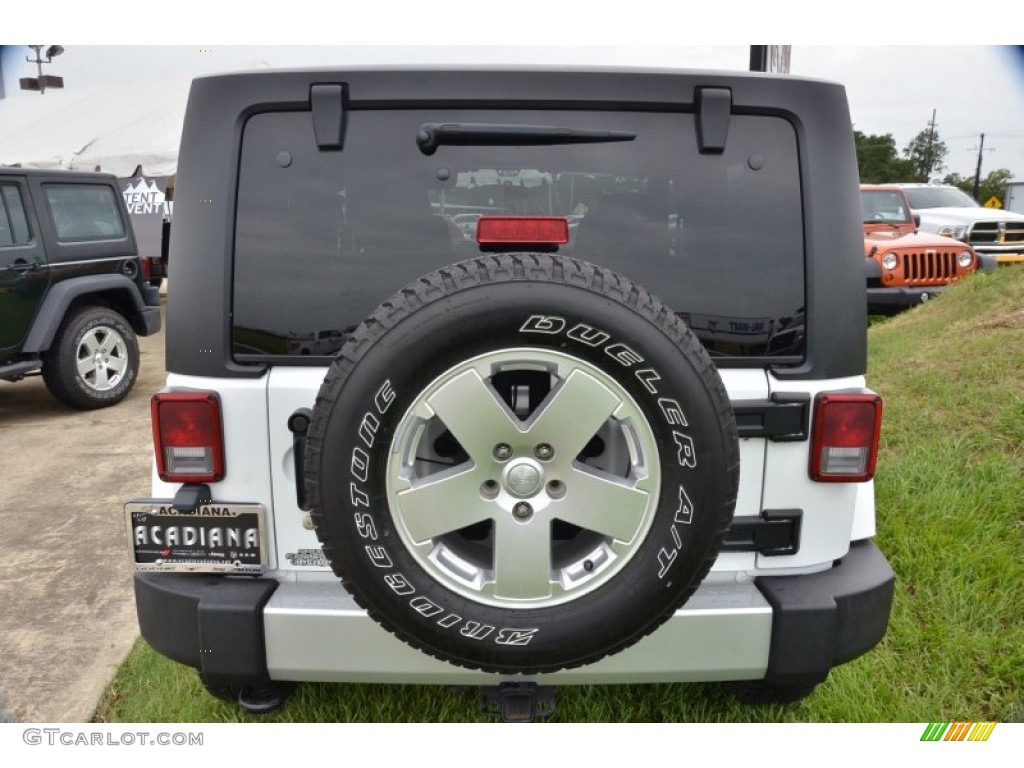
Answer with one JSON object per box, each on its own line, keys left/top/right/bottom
{"left": 416, "top": 123, "right": 636, "bottom": 156}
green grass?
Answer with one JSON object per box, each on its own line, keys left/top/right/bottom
{"left": 94, "top": 268, "right": 1024, "bottom": 723}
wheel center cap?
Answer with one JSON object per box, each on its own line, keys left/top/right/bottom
{"left": 504, "top": 460, "right": 543, "bottom": 497}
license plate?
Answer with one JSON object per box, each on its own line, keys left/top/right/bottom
{"left": 125, "top": 502, "right": 266, "bottom": 574}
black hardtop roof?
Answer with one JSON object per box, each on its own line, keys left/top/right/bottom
{"left": 0, "top": 166, "right": 118, "bottom": 181}
{"left": 193, "top": 62, "right": 838, "bottom": 85}
{"left": 179, "top": 66, "right": 849, "bottom": 128}
{"left": 188, "top": 65, "right": 843, "bottom": 104}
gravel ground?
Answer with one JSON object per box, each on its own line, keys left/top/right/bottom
{"left": 0, "top": 302, "right": 165, "bottom": 722}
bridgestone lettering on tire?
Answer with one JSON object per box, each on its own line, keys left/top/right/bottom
{"left": 305, "top": 254, "right": 739, "bottom": 673}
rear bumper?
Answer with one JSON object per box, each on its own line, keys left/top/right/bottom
{"left": 756, "top": 538, "right": 895, "bottom": 686}
{"left": 137, "top": 283, "right": 162, "bottom": 336}
{"left": 133, "top": 540, "right": 893, "bottom": 687}
{"left": 139, "top": 306, "right": 162, "bottom": 336}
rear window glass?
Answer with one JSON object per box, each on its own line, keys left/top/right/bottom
{"left": 234, "top": 109, "right": 805, "bottom": 361}
{"left": 0, "top": 184, "right": 31, "bottom": 246}
{"left": 44, "top": 184, "right": 125, "bottom": 241}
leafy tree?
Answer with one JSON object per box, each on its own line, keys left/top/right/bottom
{"left": 942, "top": 168, "right": 1015, "bottom": 205}
{"left": 979, "top": 168, "right": 1016, "bottom": 204}
{"left": 903, "top": 127, "right": 949, "bottom": 182}
{"left": 854, "top": 131, "right": 917, "bottom": 183}
{"left": 941, "top": 171, "right": 966, "bottom": 188}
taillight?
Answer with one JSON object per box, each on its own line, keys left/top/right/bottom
{"left": 809, "top": 392, "right": 883, "bottom": 482}
{"left": 476, "top": 216, "right": 570, "bottom": 245}
{"left": 152, "top": 392, "right": 225, "bottom": 482}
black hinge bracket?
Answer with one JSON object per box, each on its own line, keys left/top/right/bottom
{"left": 695, "top": 86, "right": 732, "bottom": 154}
{"left": 288, "top": 408, "right": 313, "bottom": 511}
{"left": 310, "top": 84, "right": 348, "bottom": 150}
{"left": 732, "top": 392, "right": 810, "bottom": 442}
{"left": 172, "top": 483, "right": 213, "bottom": 514}
{"left": 723, "top": 509, "right": 802, "bottom": 557}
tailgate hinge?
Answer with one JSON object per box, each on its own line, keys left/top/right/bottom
{"left": 311, "top": 83, "right": 349, "bottom": 150}
{"left": 695, "top": 86, "right": 732, "bottom": 154}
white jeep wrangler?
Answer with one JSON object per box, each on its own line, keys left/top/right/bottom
{"left": 126, "top": 66, "right": 893, "bottom": 719}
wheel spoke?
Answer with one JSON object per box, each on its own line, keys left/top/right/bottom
{"left": 526, "top": 368, "right": 622, "bottom": 457}
{"left": 554, "top": 467, "right": 651, "bottom": 544}
{"left": 426, "top": 369, "right": 521, "bottom": 462}
{"left": 396, "top": 467, "right": 495, "bottom": 543}
{"left": 76, "top": 356, "right": 97, "bottom": 378}
{"left": 93, "top": 365, "right": 110, "bottom": 390}
{"left": 492, "top": 516, "right": 553, "bottom": 600}
{"left": 106, "top": 355, "right": 127, "bottom": 374}
{"left": 80, "top": 333, "right": 100, "bottom": 355}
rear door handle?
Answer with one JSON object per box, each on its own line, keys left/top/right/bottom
{"left": 10, "top": 258, "right": 41, "bottom": 274}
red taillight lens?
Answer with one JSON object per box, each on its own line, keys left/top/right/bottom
{"left": 809, "top": 392, "right": 883, "bottom": 482}
{"left": 152, "top": 392, "right": 225, "bottom": 482}
{"left": 476, "top": 216, "right": 570, "bottom": 245}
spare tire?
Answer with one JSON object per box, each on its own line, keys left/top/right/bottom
{"left": 305, "top": 254, "right": 739, "bottom": 673}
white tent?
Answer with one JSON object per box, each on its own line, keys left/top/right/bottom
{"left": 0, "top": 75, "right": 191, "bottom": 177}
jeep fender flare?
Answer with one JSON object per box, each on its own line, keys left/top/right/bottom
{"left": 22, "top": 274, "right": 161, "bottom": 353}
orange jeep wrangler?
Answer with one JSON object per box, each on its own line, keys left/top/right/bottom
{"left": 861, "top": 184, "right": 981, "bottom": 315}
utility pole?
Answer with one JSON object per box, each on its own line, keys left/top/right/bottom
{"left": 969, "top": 133, "right": 995, "bottom": 201}
{"left": 923, "top": 108, "right": 937, "bottom": 181}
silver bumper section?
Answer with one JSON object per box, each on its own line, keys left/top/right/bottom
{"left": 263, "top": 576, "right": 772, "bottom": 685}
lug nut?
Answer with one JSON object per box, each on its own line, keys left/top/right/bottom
{"left": 546, "top": 479, "right": 566, "bottom": 499}
{"left": 493, "top": 443, "right": 513, "bottom": 461}
{"left": 512, "top": 502, "right": 533, "bottom": 519}
{"left": 534, "top": 443, "right": 554, "bottom": 460}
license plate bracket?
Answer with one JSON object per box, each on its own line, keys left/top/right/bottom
{"left": 125, "top": 501, "right": 266, "bottom": 574}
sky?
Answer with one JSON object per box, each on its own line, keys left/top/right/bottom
{"left": 3, "top": 3, "right": 1024, "bottom": 183}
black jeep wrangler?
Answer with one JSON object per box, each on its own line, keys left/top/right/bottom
{"left": 0, "top": 168, "right": 161, "bottom": 408}
{"left": 127, "top": 67, "right": 893, "bottom": 718}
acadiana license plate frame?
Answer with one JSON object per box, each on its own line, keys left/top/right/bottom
{"left": 125, "top": 501, "right": 266, "bottom": 574}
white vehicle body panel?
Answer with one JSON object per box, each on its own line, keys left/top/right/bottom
{"left": 158, "top": 368, "right": 877, "bottom": 582}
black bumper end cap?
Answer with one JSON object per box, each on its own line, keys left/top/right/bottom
{"left": 756, "top": 539, "right": 895, "bottom": 688}
{"left": 134, "top": 572, "right": 279, "bottom": 688}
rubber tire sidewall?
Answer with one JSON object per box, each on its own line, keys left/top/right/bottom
{"left": 42, "top": 306, "right": 140, "bottom": 410}
{"left": 310, "top": 274, "right": 738, "bottom": 673}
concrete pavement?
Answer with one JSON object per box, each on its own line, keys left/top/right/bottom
{"left": 0, "top": 303, "right": 165, "bottom": 722}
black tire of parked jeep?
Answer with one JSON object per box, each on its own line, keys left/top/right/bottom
{"left": 42, "top": 305, "right": 140, "bottom": 410}
{"left": 305, "top": 254, "right": 740, "bottom": 673}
